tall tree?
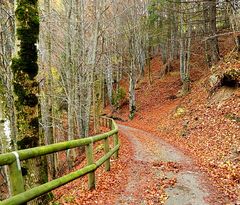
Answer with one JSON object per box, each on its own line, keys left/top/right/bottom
{"left": 228, "top": 0, "right": 240, "bottom": 52}
{"left": 0, "top": 0, "right": 16, "bottom": 150}
{"left": 0, "top": 1, "right": 16, "bottom": 199}
{"left": 39, "top": 0, "right": 57, "bottom": 179}
{"left": 203, "top": 0, "right": 220, "bottom": 67}
{"left": 11, "top": 0, "right": 49, "bottom": 203}
{"left": 179, "top": 0, "right": 192, "bottom": 95}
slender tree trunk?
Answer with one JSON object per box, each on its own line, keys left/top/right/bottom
{"left": 179, "top": 2, "right": 192, "bottom": 95}
{"left": 129, "top": 60, "right": 136, "bottom": 119}
{"left": 229, "top": 0, "right": 240, "bottom": 52}
{"left": 106, "top": 58, "right": 113, "bottom": 108}
{"left": 203, "top": 0, "right": 220, "bottom": 67}
{"left": 65, "top": 0, "right": 76, "bottom": 169}
{"left": 42, "top": 0, "right": 57, "bottom": 179}
{"left": 0, "top": 1, "right": 16, "bottom": 198}
{"left": 0, "top": 100, "right": 12, "bottom": 199}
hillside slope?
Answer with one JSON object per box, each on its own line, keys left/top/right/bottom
{"left": 111, "top": 36, "right": 240, "bottom": 204}
{"left": 52, "top": 35, "right": 239, "bottom": 205}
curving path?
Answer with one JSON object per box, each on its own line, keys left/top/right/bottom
{"left": 116, "top": 124, "right": 212, "bottom": 205}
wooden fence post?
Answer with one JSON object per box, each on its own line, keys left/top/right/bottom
{"left": 86, "top": 142, "right": 95, "bottom": 189}
{"left": 9, "top": 152, "right": 25, "bottom": 196}
{"left": 105, "top": 118, "right": 108, "bottom": 127}
{"left": 104, "top": 137, "right": 110, "bottom": 171}
{"left": 109, "top": 119, "right": 112, "bottom": 129}
{"left": 113, "top": 133, "right": 119, "bottom": 159}
{"left": 111, "top": 121, "right": 119, "bottom": 159}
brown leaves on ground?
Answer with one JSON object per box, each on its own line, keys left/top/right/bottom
{"left": 52, "top": 35, "right": 239, "bottom": 204}
{"left": 52, "top": 133, "right": 132, "bottom": 204}
{"left": 118, "top": 76, "right": 239, "bottom": 203}
{"left": 112, "top": 36, "right": 239, "bottom": 203}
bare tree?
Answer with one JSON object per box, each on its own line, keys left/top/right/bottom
{"left": 203, "top": 0, "right": 220, "bottom": 67}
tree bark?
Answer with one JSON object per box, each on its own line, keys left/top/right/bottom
{"left": 203, "top": 0, "right": 220, "bottom": 67}
{"left": 179, "top": 1, "right": 192, "bottom": 95}
{"left": 11, "top": 0, "right": 49, "bottom": 203}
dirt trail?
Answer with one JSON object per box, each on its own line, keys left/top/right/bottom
{"left": 116, "top": 124, "right": 212, "bottom": 205}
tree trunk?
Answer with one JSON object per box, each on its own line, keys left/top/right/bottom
{"left": 229, "top": 0, "right": 240, "bottom": 52}
{"left": 129, "top": 61, "right": 136, "bottom": 120}
{"left": 65, "top": 0, "right": 76, "bottom": 169}
{"left": 11, "top": 0, "right": 49, "bottom": 203}
{"left": 41, "top": 0, "right": 57, "bottom": 179}
{"left": 203, "top": 0, "right": 220, "bottom": 67}
{"left": 179, "top": 2, "right": 192, "bottom": 96}
{"left": 106, "top": 61, "right": 113, "bottom": 108}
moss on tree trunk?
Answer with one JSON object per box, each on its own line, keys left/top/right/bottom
{"left": 11, "top": 0, "right": 49, "bottom": 204}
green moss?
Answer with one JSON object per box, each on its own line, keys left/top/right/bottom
{"left": 11, "top": 57, "right": 21, "bottom": 74}
{"left": 29, "top": 117, "right": 39, "bottom": 130}
{"left": 12, "top": 0, "right": 39, "bottom": 79}
{"left": 174, "top": 106, "right": 186, "bottom": 118}
{"left": 17, "top": 136, "right": 39, "bottom": 149}
{"left": 129, "top": 105, "right": 136, "bottom": 120}
{"left": 24, "top": 94, "right": 38, "bottom": 107}
{"left": 222, "top": 69, "right": 240, "bottom": 87}
{"left": 15, "top": 2, "right": 39, "bottom": 33}
{"left": 10, "top": 1, "right": 51, "bottom": 202}
{"left": 13, "top": 82, "right": 26, "bottom": 103}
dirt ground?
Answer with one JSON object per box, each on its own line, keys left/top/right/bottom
{"left": 117, "top": 125, "right": 214, "bottom": 205}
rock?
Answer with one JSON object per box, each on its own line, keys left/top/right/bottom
{"left": 222, "top": 68, "right": 240, "bottom": 87}
{"left": 173, "top": 106, "right": 186, "bottom": 118}
{"left": 209, "top": 74, "right": 219, "bottom": 88}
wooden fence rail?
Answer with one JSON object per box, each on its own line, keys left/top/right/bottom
{"left": 0, "top": 117, "right": 119, "bottom": 205}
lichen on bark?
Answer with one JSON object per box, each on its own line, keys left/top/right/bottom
{"left": 11, "top": 0, "right": 49, "bottom": 204}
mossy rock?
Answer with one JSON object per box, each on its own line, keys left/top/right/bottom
{"left": 209, "top": 68, "right": 240, "bottom": 94}
{"left": 209, "top": 74, "right": 220, "bottom": 88}
{"left": 173, "top": 106, "right": 186, "bottom": 118}
{"left": 222, "top": 68, "right": 240, "bottom": 87}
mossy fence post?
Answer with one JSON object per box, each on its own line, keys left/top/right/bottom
{"left": 0, "top": 117, "right": 119, "bottom": 204}
{"left": 9, "top": 155, "right": 25, "bottom": 196}
{"left": 104, "top": 137, "right": 110, "bottom": 171}
{"left": 86, "top": 141, "right": 95, "bottom": 189}
{"left": 112, "top": 122, "right": 119, "bottom": 159}
{"left": 105, "top": 118, "right": 108, "bottom": 128}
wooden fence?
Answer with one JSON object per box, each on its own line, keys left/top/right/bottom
{"left": 0, "top": 117, "right": 119, "bottom": 205}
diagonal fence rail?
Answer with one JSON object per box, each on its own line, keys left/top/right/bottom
{"left": 0, "top": 117, "right": 119, "bottom": 205}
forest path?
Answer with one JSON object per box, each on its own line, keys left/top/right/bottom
{"left": 116, "top": 124, "right": 211, "bottom": 205}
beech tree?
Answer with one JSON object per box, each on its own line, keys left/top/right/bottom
{"left": 39, "top": 0, "right": 57, "bottom": 179}
{"left": 0, "top": 1, "right": 15, "bottom": 199}
{"left": 203, "top": 0, "right": 220, "bottom": 67}
{"left": 11, "top": 0, "right": 49, "bottom": 204}
{"left": 228, "top": 0, "right": 240, "bottom": 52}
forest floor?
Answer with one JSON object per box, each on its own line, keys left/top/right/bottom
{"left": 52, "top": 125, "right": 217, "bottom": 205}
{"left": 52, "top": 35, "right": 239, "bottom": 204}
{"left": 107, "top": 35, "right": 240, "bottom": 204}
